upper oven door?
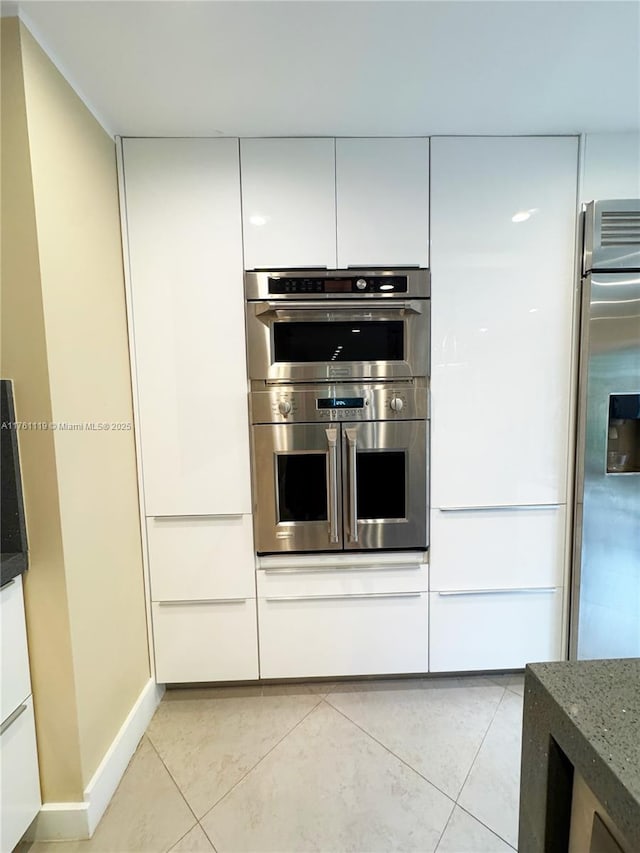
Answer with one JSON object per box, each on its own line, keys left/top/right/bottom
{"left": 246, "top": 300, "right": 429, "bottom": 383}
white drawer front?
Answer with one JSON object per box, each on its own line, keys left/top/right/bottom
{"left": 147, "top": 515, "right": 255, "bottom": 601}
{"left": 258, "top": 592, "right": 428, "bottom": 679}
{"left": 152, "top": 600, "right": 258, "bottom": 683}
{"left": 1, "top": 577, "right": 31, "bottom": 723}
{"left": 0, "top": 696, "right": 41, "bottom": 853}
{"left": 430, "top": 506, "right": 566, "bottom": 591}
{"left": 429, "top": 588, "right": 563, "bottom": 672}
{"left": 256, "top": 560, "right": 428, "bottom": 599}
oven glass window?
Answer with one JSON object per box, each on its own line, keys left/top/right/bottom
{"left": 277, "top": 454, "right": 327, "bottom": 522}
{"left": 356, "top": 451, "right": 406, "bottom": 519}
{"left": 274, "top": 321, "right": 404, "bottom": 363}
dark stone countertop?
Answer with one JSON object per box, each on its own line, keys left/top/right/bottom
{"left": 519, "top": 658, "right": 640, "bottom": 853}
{"left": 0, "top": 551, "right": 28, "bottom": 588}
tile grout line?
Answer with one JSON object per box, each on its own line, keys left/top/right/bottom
{"left": 452, "top": 687, "right": 520, "bottom": 850}
{"left": 454, "top": 800, "right": 518, "bottom": 850}
{"left": 432, "top": 801, "right": 457, "bottom": 853}
{"left": 197, "top": 693, "right": 326, "bottom": 825}
{"left": 197, "top": 821, "right": 220, "bottom": 853}
{"left": 144, "top": 735, "right": 203, "bottom": 849}
{"left": 454, "top": 686, "right": 507, "bottom": 802}
{"left": 324, "top": 697, "right": 457, "bottom": 809}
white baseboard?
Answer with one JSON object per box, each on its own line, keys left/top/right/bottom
{"left": 28, "top": 678, "right": 164, "bottom": 841}
{"left": 29, "top": 802, "right": 90, "bottom": 842}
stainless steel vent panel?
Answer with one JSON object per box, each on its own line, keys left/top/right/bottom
{"left": 601, "top": 211, "right": 640, "bottom": 245}
{"left": 583, "top": 199, "right": 640, "bottom": 272}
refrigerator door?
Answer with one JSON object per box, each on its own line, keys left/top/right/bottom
{"left": 572, "top": 272, "right": 640, "bottom": 659}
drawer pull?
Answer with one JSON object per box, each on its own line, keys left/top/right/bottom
{"left": 0, "top": 578, "right": 16, "bottom": 591}
{"left": 157, "top": 598, "right": 247, "bottom": 606}
{"left": 438, "top": 587, "right": 556, "bottom": 597}
{"left": 265, "top": 592, "right": 423, "bottom": 603}
{"left": 150, "top": 514, "right": 244, "bottom": 521}
{"left": 1, "top": 703, "right": 27, "bottom": 736}
{"left": 262, "top": 564, "right": 424, "bottom": 575}
{"left": 438, "top": 505, "right": 559, "bottom": 513}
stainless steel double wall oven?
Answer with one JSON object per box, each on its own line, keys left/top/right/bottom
{"left": 246, "top": 269, "right": 430, "bottom": 555}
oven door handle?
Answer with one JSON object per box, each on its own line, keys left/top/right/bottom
{"left": 326, "top": 428, "right": 339, "bottom": 544}
{"left": 345, "top": 427, "right": 359, "bottom": 543}
{"left": 254, "top": 300, "right": 424, "bottom": 316}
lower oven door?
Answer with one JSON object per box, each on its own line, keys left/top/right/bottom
{"left": 253, "top": 423, "right": 343, "bottom": 554}
{"left": 342, "top": 420, "right": 428, "bottom": 551}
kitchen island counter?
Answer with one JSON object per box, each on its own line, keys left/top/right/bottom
{"left": 519, "top": 658, "right": 640, "bottom": 853}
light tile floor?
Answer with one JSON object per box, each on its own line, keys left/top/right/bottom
{"left": 22, "top": 674, "right": 524, "bottom": 853}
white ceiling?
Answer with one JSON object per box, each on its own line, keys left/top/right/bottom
{"left": 13, "top": 0, "right": 640, "bottom": 138}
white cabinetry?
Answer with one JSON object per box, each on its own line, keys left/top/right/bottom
{"left": 146, "top": 515, "right": 255, "bottom": 601}
{"left": 121, "top": 139, "right": 258, "bottom": 683}
{"left": 122, "top": 138, "right": 251, "bottom": 518}
{"left": 1, "top": 576, "right": 41, "bottom": 852}
{"left": 336, "top": 138, "right": 429, "bottom": 268}
{"left": 240, "top": 138, "right": 337, "bottom": 270}
{"left": 430, "top": 136, "right": 578, "bottom": 509}
{"left": 240, "top": 137, "right": 430, "bottom": 270}
{"left": 429, "top": 137, "right": 578, "bottom": 671}
{"left": 429, "top": 588, "right": 563, "bottom": 672}
{"left": 257, "top": 559, "right": 429, "bottom": 678}
{"left": 152, "top": 600, "right": 258, "bottom": 683}
{"left": 429, "top": 506, "right": 566, "bottom": 591}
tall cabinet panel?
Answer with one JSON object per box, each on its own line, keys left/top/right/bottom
{"left": 122, "top": 139, "right": 258, "bottom": 682}
{"left": 429, "top": 136, "right": 578, "bottom": 671}
{"left": 336, "top": 138, "right": 429, "bottom": 268}
{"left": 240, "top": 138, "right": 337, "bottom": 270}
{"left": 430, "top": 136, "right": 578, "bottom": 509}
{"left": 122, "top": 138, "right": 251, "bottom": 517}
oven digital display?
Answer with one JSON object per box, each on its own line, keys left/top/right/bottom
{"left": 325, "top": 280, "right": 352, "bottom": 292}
{"left": 317, "top": 398, "right": 365, "bottom": 409}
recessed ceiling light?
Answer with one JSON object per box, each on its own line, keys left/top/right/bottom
{"left": 512, "top": 211, "right": 531, "bottom": 223}
{"left": 249, "top": 214, "right": 268, "bottom": 227}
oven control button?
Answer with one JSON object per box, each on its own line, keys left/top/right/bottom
{"left": 390, "top": 397, "right": 404, "bottom": 413}
{"left": 355, "top": 278, "right": 368, "bottom": 291}
{"left": 278, "top": 400, "right": 292, "bottom": 415}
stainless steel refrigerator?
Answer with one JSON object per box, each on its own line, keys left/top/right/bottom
{"left": 571, "top": 199, "right": 640, "bottom": 659}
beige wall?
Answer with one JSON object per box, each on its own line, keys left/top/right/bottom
{"left": 1, "top": 18, "right": 150, "bottom": 798}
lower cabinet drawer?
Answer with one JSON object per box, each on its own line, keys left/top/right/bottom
{"left": 1, "top": 576, "right": 32, "bottom": 724}
{"left": 0, "top": 696, "right": 41, "bottom": 853}
{"left": 429, "top": 588, "right": 564, "bottom": 672}
{"left": 151, "top": 600, "right": 259, "bottom": 683}
{"left": 147, "top": 515, "right": 256, "bottom": 601}
{"left": 429, "top": 506, "right": 566, "bottom": 591}
{"left": 258, "top": 592, "right": 429, "bottom": 679}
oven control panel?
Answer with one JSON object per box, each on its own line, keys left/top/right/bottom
{"left": 250, "top": 381, "right": 428, "bottom": 425}
{"left": 244, "top": 269, "right": 430, "bottom": 301}
{"left": 267, "top": 275, "right": 408, "bottom": 295}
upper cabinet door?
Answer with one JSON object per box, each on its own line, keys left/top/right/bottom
{"left": 430, "top": 137, "right": 579, "bottom": 508}
{"left": 240, "top": 138, "right": 337, "bottom": 270}
{"left": 122, "top": 138, "right": 251, "bottom": 517}
{"left": 336, "top": 138, "right": 429, "bottom": 268}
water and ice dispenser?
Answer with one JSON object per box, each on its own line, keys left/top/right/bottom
{"left": 607, "top": 394, "right": 640, "bottom": 473}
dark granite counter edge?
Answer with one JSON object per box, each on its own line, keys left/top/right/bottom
{"left": 1, "top": 552, "right": 28, "bottom": 588}
{"left": 520, "top": 665, "right": 640, "bottom": 853}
